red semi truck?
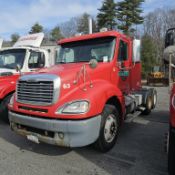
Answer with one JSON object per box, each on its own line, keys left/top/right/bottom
{"left": 8, "top": 30, "right": 157, "bottom": 152}
{"left": 0, "top": 33, "right": 56, "bottom": 121}
{"left": 164, "top": 28, "right": 175, "bottom": 175}
{"left": 169, "top": 85, "right": 175, "bottom": 175}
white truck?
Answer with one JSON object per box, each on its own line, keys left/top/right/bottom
{"left": 0, "top": 33, "right": 56, "bottom": 121}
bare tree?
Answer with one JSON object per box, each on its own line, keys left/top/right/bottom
{"left": 164, "top": 9, "right": 175, "bottom": 29}
{"left": 143, "top": 8, "right": 175, "bottom": 63}
{"left": 77, "top": 13, "right": 97, "bottom": 34}
{"left": 60, "top": 17, "right": 79, "bottom": 38}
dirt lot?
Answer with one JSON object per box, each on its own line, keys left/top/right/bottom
{"left": 0, "top": 87, "right": 169, "bottom": 175}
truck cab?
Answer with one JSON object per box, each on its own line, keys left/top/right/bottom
{"left": 0, "top": 33, "right": 56, "bottom": 121}
{"left": 9, "top": 31, "right": 156, "bottom": 152}
{"left": 164, "top": 28, "right": 175, "bottom": 175}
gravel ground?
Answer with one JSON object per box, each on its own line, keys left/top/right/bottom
{"left": 0, "top": 86, "right": 169, "bottom": 175}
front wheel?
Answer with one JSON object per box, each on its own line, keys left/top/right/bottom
{"left": 168, "top": 128, "right": 175, "bottom": 175}
{"left": 94, "top": 105, "right": 120, "bottom": 152}
{"left": 0, "top": 94, "right": 13, "bottom": 122}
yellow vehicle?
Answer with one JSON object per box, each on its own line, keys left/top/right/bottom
{"left": 147, "top": 65, "right": 168, "bottom": 85}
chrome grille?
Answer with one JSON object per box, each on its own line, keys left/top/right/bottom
{"left": 16, "top": 74, "right": 61, "bottom": 106}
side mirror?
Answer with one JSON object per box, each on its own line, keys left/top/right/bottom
{"left": 16, "top": 64, "right": 22, "bottom": 75}
{"left": 89, "top": 59, "right": 98, "bottom": 69}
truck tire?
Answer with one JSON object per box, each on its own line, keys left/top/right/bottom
{"left": 142, "top": 95, "right": 152, "bottom": 115}
{"left": 94, "top": 105, "right": 120, "bottom": 152}
{"left": 0, "top": 94, "right": 13, "bottom": 122}
{"left": 168, "top": 129, "right": 175, "bottom": 175}
{"left": 152, "top": 89, "right": 157, "bottom": 109}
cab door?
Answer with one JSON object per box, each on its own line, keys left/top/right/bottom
{"left": 117, "top": 38, "right": 131, "bottom": 94}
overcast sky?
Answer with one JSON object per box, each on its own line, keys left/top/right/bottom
{"left": 0, "top": 0, "right": 174, "bottom": 40}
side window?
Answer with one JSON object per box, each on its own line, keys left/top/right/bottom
{"left": 118, "top": 40, "right": 128, "bottom": 62}
{"left": 28, "top": 51, "right": 45, "bottom": 69}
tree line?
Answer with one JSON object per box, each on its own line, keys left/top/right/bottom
{"left": 11, "top": 0, "right": 144, "bottom": 42}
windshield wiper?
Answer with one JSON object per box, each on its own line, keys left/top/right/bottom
{"left": 75, "top": 61, "right": 89, "bottom": 63}
{"left": 57, "top": 61, "right": 79, "bottom": 64}
{"left": 56, "top": 61, "right": 67, "bottom": 64}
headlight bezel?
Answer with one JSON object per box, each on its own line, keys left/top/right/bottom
{"left": 56, "top": 100, "right": 90, "bottom": 115}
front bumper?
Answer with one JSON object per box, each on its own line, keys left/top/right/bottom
{"left": 9, "top": 111, "right": 101, "bottom": 147}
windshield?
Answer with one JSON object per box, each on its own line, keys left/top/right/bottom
{"left": 165, "top": 29, "right": 175, "bottom": 48}
{"left": 0, "top": 49, "right": 26, "bottom": 69}
{"left": 56, "top": 37, "right": 116, "bottom": 64}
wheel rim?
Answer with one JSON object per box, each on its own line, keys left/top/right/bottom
{"left": 104, "top": 114, "right": 117, "bottom": 143}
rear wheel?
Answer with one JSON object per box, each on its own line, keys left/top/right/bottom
{"left": 142, "top": 95, "right": 153, "bottom": 115}
{"left": 0, "top": 94, "right": 13, "bottom": 122}
{"left": 94, "top": 105, "right": 120, "bottom": 152}
{"left": 168, "top": 128, "right": 175, "bottom": 175}
{"left": 152, "top": 89, "right": 157, "bottom": 109}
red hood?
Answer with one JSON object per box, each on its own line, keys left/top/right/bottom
{"left": 0, "top": 73, "right": 20, "bottom": 99}
{"left": 0, "top": 74, "right": 19, "bottom": 83}
{"left": 36, "top": 62, "right": 112, "bottom": 91}
{"left": 38, "top": 63, "right": 84, "bottom": 76}
{"left": 37, "top": 63, "right": 88, "bottom": 83}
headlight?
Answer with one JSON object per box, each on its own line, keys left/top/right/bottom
{"left": 56, "top": 101, "right": 89, "bottom": 114}
{"left": 9, "top": 95, "right": 14, "bottom": 107}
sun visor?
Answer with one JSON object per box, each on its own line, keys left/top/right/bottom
{"left": 13, "top": 33, "right": 44, "bottom": 48}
